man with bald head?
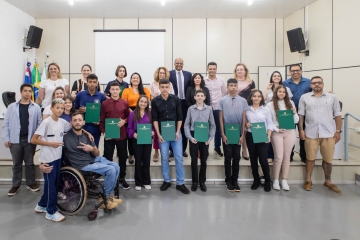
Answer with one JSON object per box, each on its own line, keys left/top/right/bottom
{"left": 169, "top": 58, "right": 192, "bottom": 157}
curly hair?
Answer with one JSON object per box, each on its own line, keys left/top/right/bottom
{"left": 154, "top": 67, "right": 170, "bottom": 82}
{"left": 190, "top": 73, "right": 205, "bottom": 88}
{"left": 272, "top": 85, "right": 293, "bottom": 121}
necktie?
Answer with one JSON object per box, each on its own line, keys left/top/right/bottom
{"left": 178, "top": 71, "right": 184, "bottom": 99}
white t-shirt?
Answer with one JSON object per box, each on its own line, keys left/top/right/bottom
{"left": 35, "top": 117, "right": 71, "bottom": 163}
{"left": 40, "top": 79, "right": 69, "bottom": 108}
{"left": 42, "top": 105, "right": 52, "bottom": 116}
{"left": 265, "top": 87, "right": 293, "bottom": 104}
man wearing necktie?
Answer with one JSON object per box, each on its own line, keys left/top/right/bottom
{"left": 169, "top": 58, "right": 192, "bottom": 157}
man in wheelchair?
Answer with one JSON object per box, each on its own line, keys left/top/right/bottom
{"left": 63, "top": 111, "right": 122, "bottom": 210}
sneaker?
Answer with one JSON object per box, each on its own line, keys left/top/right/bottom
{"left": 273, "top": 179, "right": 280, "bottom": 191}
{"left": 160, "top": 182, "right": 171, "bottom": 191}
{"left": 57, "top": 192, "right": 67, "bottom": 200}
{"left": 233, "top": 181, "right": 241, "bottom": 192}
{"left": 324, "top": 182, "right": 341, "bottom": 194}
{"left": 45, "top": 211, "right": 65, "bottom": 222}
{"left": 34, "top": 204, "right": 47, "bottom": 213}
{"left": 7, "top": 187, "right": 20, "bottom": 196}
{"left": 281, "top": 179, "right": 290, "bottom": 191}
{"left": 120, "top": 179, "right": 130, "bottom": 190}
{"left": 109, "top": 194, "right": 123, "bottom": 205}
{"left": 226, "top": 182, "right": 235, "bottom": 192}
{"left": 214, "top": 149, "right": 224, "bottom": 157}
{"left": 98, "top": 197, "right": 118, "bottom": 210}
{"left": 27, "top": 183, "right": 40, "bottom": 192}
{"left": 144, "top": 185, "right": 151, "bottom": 190}
{"left": 135, "top": 186, "right": 141, "bottom": 191}
{"left": 303, "top": 181, "right": 313, "bottom": 191}
{"left": 176, "top": 184, "right": 190, "bottom": 194}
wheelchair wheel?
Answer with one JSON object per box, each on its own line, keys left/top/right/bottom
{"left": 87, "top": 210, "right": 98, "bottom": 221}
{"left": 57, "top": 167, "right": 88, "bottom": 215}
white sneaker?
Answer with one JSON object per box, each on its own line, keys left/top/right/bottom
{"left": 273, "top": 179, "right": 280, "bottom": 190}
{"left": 144, "top": 185, "right": 151, "bottom": 190}
{"left": 34, "top": 204, "right": 47, "bottom": 213}
{"left": 45, "top": 211, "right": 65, "bottom": 222}
{"left": 281, "top": 179, "right": 290, "bottom": 191}
{"left": 57, "top": 192, "right": 67, "bottom": 200}
{"left": 135, "top": 186, "right": 141, "bottom": 191}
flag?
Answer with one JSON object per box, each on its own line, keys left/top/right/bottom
{"left": 41, "top": 63, "right": 47, "bottom": 81}
{"left": 32, "top": 63, "right": 41, "bottom": 101}
{"left": 24, "top": 62, "right": 32, "bottom": 85}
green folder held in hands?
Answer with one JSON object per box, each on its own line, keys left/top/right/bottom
{"left": 194, "top": 122, "right": 209, "bottom": 142}
{"left": 250, "top": 122, "right": 268, "bottom": 143}
{"left": 225, "top": 124, "right": 240, "bottom": 144}
{"left": 277, "top": 110, "right": 295, "bottom": 129}
{"left": 105, "top": 118, "right": 120, "bottom": 139}
{"left": 85, "top": 103, "right": 100, "bottom": 123}
{"left": 137, "top": 124, "right": 152, "bottom": 144}
{"left": 161, "top": 121, "right": 176, "bottom": 141}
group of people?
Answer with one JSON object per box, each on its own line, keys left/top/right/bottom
{"left": 2, "top": 59, "right": 342, "bottom": 222}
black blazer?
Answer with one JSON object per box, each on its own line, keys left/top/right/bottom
{"left": 185, "top": 86, "right": 211, "bottom": 107}
{"left": 169, "top": 70, "right": 192, "bottom": 97}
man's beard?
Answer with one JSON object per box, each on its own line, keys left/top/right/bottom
{"left": 72, "top": 125, "right": 82, "bottom": 131}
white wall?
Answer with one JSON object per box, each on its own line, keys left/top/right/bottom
{"left": 35, "top": 18, "right": 284, "bottom": 90}
{"left": 0, "top": 0, "right": 36, "bottom": 115}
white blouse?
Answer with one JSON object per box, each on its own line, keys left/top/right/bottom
{"left": 245, "top": 106, "right": 274, "bottom": 133}
{"left": 40, "top": 78, "right": 69, "bottom": 108}
{"left": 266, "top": 100, "right": 299, "bottom": 132}
{"left": 149, "top": 81, "right": 174, "bottom": 97}
{"left": 265, "top": 87, "right": 293, "bottom": 104}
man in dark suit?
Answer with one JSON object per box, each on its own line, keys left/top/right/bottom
{"left": 169, "top": 58, "right": 192, "bottom": 157}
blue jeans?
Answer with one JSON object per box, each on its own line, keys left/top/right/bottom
{"left": 213, "top": 110, "right": 221, "bottom": 150}
{"left": 81, "top": 156, "right": 120, "bottom": 198}
{"left": 38, "top": 158, "right": 62, "bottom": 214}
{"left": 159, "top": 133, "right": 185, "bottom": 185}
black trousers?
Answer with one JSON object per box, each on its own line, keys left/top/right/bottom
{"left": 128, "top": 107, "right": 136, "bottom": 157}
{"left": 132, "top": 139, "right": 152, "bottom": 186}
{"left": 103, "top": 138, "right": 127, "bottom": 179}
{"left": 222, "top": 142, "right": 241, "bottom": 183}
{"left": 291, "top": 107, "right": 306, "bottom": 160}
{"left": 189, "top": 131, "right": 209, "bottom": 183}
{"left": 246, "top": 132, "right": 270, "bottom": 181}
{"left": 180, "top": 100, "right": 188, "bottom": 152}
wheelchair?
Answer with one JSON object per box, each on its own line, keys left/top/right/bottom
{"left": 57, "top": 157, "right": 120, "bottom": 221}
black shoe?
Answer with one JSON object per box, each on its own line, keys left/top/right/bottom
{"left": 242, "top": 154, "right": 249, "bottom": 161}
{"left": 129, "top": 155, "right": 135, "bottom": 164}
{"left": 199, "top": 183, "right": 207, "bottom": 192}
{"left": 169, "top": 151, "right": 174, "bottom": 158}
{"left": 214, "top": 149, "right": 224, "bottom": 157}
{"left": 251, "top": 178, "right": 260, "bottom": 190}
{"left": 226, "top": 182, "right": 235, "bottom": 192}
{"left": 191, "top": 182, "right": 197, "bottom": 192}
{"left": 183, "top": 151, "right": 188, "bottom": 157}
{"left": 301, "top": 158, "right": 306, "bottom": 164}
{"left": 176, "top": 184, "right": 190, "bottom": 194}
{"left": 290, "top": 157, "right": 294, "bottom": 162}
{"left": 160, "top": 182, "right": 171, "bottom": 191}
{"left": 264, "top": 181, "right": 271, "bottom": 192}
{"left": 233, "top": 181, "right": 241, "bottom": 192}
{"left": 120, "top": 179, "right": 130, "bottom": 190}
{"left": 27, "top": 183, "right": 40, "bottom": 192}
{"left": 7, "top": 187, "right": 20, "bottom": 196}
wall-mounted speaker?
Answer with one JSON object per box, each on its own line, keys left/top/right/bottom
{"left": 287, "top": 28, "right": 306, "bottom": 52}
{"left": 26, "top": 25, "right": 43, "bottom": 48}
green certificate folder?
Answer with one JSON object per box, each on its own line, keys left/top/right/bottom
{"left": 137, "top": 124, "right": 152, "bottom": 144}
{"left": 119, "top": 86, "right": 124, "bottom": 98}
{"left": 225, "top": 124, "right": 240, "bottom": 144}
{"left": 277, "top": 110, "right": 295, "bottom": 130}
{"left": 161, "top": 121, "right": 176, "bottom": 141}
{"left": 250, "top": 122, "right": 268, "bottom": 143}
{"left": 105, "top": 118, "right": 120, "bottom": 139}
{"left": 85, "top": 103, "right": 100, "bottom": 123}
{"left": 194, "top": 122, "right": 209, "bottom": 142}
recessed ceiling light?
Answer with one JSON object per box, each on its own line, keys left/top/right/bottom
{"left": 161, "top": 0, "right": 166, "bottom": 6}
{"left": 69, "top": 0, "right": 74, "bottom": 6}
{"left": 247, "top": 0, "right": 253, "bottom": 5}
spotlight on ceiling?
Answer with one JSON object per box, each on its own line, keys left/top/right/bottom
{"left": 247, "top": 0, "right": 253, "bottom": 5}
{"left": 69, "top": 0, "right": 74, "bottom": 6}
{"left": 161, "top": 0, "right": 166, "bottom": 6}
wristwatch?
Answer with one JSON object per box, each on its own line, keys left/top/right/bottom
{"left": 336, "top": 130, "right": 342, "bottom": 133}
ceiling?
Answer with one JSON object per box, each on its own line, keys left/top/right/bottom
{"left": 6, "top": 0, "right": 317, "bottom": 19}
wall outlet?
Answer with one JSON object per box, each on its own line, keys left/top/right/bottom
{"left": 355, "top": 127, "right": 360, "bottom": 133}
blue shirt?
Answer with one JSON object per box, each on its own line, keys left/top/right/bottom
{"left": 2, "top": 100, "right": 42, "bottom": 143}
{"left": 75, "top": 90, "right": 106, "bottom": 135}
{"left": 60, "top": 113, "right": 71, "bottom": 123}
{"left": 282, "top": 77, "right": 311, "bottom": 107}
{"left": 104, "top": 79, "right": 129, "bottom": 97}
